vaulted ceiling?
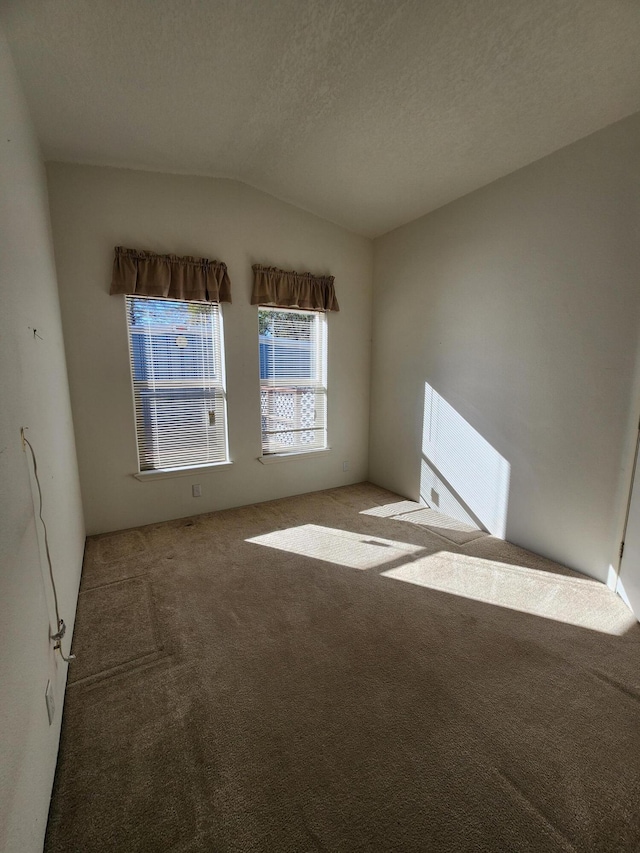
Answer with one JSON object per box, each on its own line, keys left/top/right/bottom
{"left": 3, "top": 0, "right": 640, "bottom": 236}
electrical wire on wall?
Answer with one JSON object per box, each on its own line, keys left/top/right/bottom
{"left": 21, "top": 428, "right": 76, "bottom": 664}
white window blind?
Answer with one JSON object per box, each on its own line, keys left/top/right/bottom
{"left": 258, "top": 307, "right": 327, "bottom": 455}
{"left": 126, "top": 296, "right": 229, "bottom": 471}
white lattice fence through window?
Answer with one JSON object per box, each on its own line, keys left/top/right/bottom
{"left": 258, "top": 307, "right": 327, "bottom": 455}
{"left": 260, "top": 387, "right": 317, "bottom": 448}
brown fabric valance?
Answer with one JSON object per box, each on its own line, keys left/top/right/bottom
{"left": 110, "top": 247, "right": 231, "bottom": 303}
{"left": 251, "top": 264, "right": 339, "bottom": 312}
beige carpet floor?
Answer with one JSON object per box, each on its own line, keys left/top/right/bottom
{"left": 45, "top": 483, "right": 640, "bottom": 852}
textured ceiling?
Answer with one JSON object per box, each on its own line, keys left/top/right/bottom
{"left": 3, "top": 0, "right": 640, "bottom": 237}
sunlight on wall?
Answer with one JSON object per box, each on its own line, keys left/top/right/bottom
{"left": 421, "top": 383, "right": 511, "bottom": 538}
{"left": 247, "top": 524, "right": 425, "bottom": 570}
{"left": 615, "top": 573, "right": 634, "bottom": 614}
{"left": 382, "top": 551, "right": 636, "bottom": 635}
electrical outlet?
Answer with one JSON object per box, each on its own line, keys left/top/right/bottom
{"left": 45, "top": 680, "right": 55, "bottom": 725}
{"left": 342, "top": 461, "right": 349, "bottom": 472}
{"left": 192, "top": 484, "right": 201, "bottom": 497}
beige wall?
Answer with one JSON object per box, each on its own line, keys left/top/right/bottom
{"left": 0, "top": 32, "right": 85, "bottom": 853}
{"left": 370, "top": 113, "right": 640, "bottom": 582}
{"left": 47, "top": 164, "right": 373, "bottom": 535}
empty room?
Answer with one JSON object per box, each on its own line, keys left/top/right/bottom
{"left": 3, "top": 1, "right": 640, "bottom": 851}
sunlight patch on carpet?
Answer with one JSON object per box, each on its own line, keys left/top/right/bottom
{"left": 393, "top": 507, "right": 486, "bottom": 545}
{"left": 246, "top": 524, "right": 425, "bottom": 570}
{"left": 361, "top": 500, "right": 425, "bottom": 518}
{"left": 382, "top": 551, "right": 637, "bottom": 635}
{"left": 361, "top": 500, "right": 486, "bottom": 545}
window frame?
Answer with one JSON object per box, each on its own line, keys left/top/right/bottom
{"left": 258, "top": 306, "right": 328, "bottom": 458}
{"left": 125, "top": 294, "right": 230, "bottom": 475}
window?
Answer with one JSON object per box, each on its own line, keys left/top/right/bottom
{"left": 126, "top": 295, "right": 229, "bottom": 471}
{"left": 258, "top": 307, "right": 327, "bottom": 455}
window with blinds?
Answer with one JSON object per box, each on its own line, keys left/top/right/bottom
{"left": 258, "top": 307, "right": 327, "bottom": 455}
{"left": 126, "top": 296, "right": 229, "bottom": 471}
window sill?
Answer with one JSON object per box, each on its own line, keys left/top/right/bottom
{"left": 258, "top": 448, "right": 332, "bottom": 465}
{"left": 133, "top": 461, "right": 233, "bottom": 481}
